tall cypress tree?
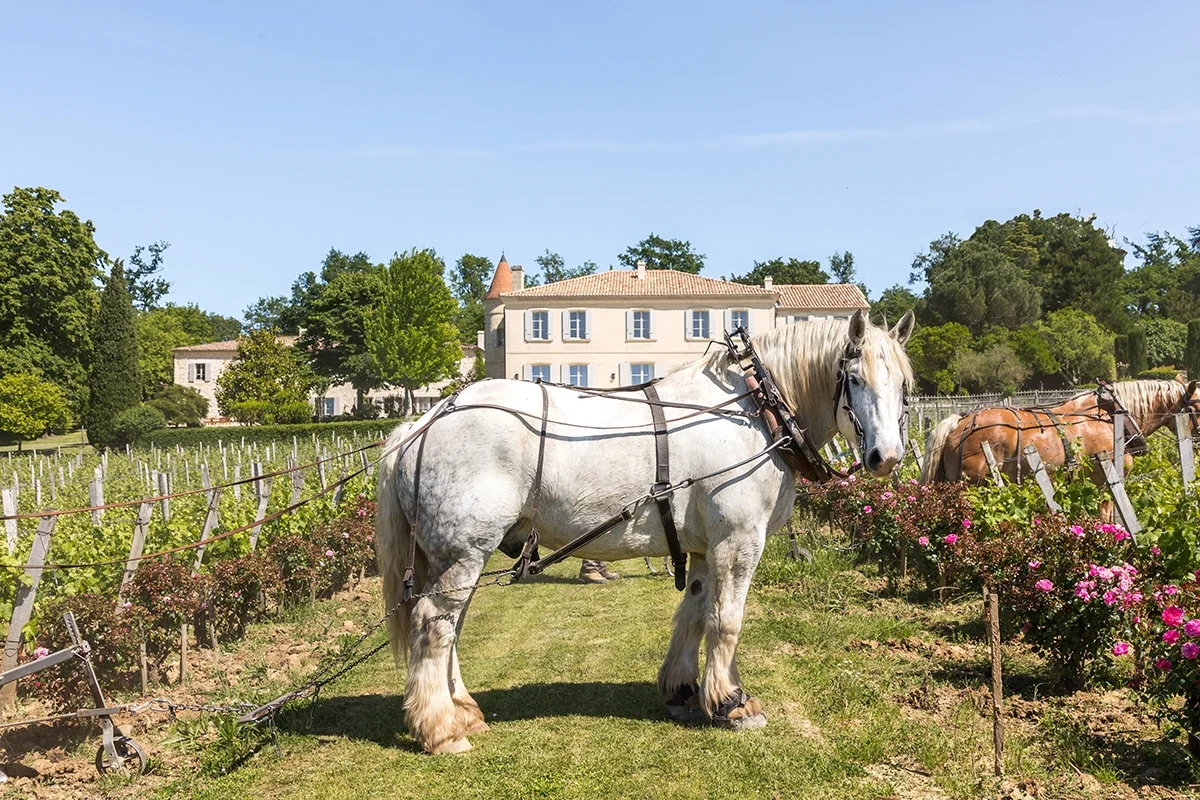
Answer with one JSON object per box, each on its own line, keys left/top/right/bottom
{"left": 85, "top": 260, "right": 140, "bottom": 448}
{"left": 1187, "top": 320, "right": 1200, "bottom": 380}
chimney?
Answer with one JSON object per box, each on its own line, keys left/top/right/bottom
{"left": 512, "top": 266, "right": 525, "bottom": 291}
{"left": 764, "top": 275, "right": 773, "bottom": 290}
{"left": 476, "top": 330, "right": 485, "bottom": 350}
{"left": 636, "top": 260, "right": 646, "bottom": 280}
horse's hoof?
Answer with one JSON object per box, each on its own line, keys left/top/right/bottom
{"left": 665, "top": 682, "right": 704, "bottom": 723}
{"left": 430, "top": 737, "right": 473, "bottom": 755}
{"left": 711, "top": 692, "right": 767, "bottom": 731}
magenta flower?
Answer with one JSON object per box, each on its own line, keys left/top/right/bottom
{"left": 1151, "top": 545, "right": 1162, "bottom": 556}
{"left": 906, "top": 495, "right": 916, "bottom": 502}
{"left": 324, "top": 549, "right": 335, "bottom": 557}
{"left": 1163, "top": 606, "right": 1186, "bottom": 627}
{"left": 33, "top": 646, "right": 49, "bottom": 659}
{"left": 1156, "top": 658, "right": 1173, "bottom": 670}
{"left": 1165, "top": 629, "right": 1181, "bottom": 644}
{"left": 944, "top": 533, "right": 958, "bottom": 545}
{"left": 1028, "top": 560, "right": 1041, "bottom": 570}
{"left": 1102, "top": 590, "right": 1117, "bottom": 606}
{"left": 1070, "top": 525, "right": 1084, "bottom": 537}
{"left": 839, "top": 481, "right": 848, "bottom": 487}
{"left": 863, "top": 505, "right": 872, "bottom": 513}
{"left": 1113, "top": 528, "right": 1131, "bottom": 542}
{"left": 1020, "top": 622, "right": 1031, "bottom": 634}
{"left": 961, "top": 519, "right": 972, "bottom": 528}
{"left": 1112, "top": 641, "right": 1130, "bottom": 656}
{"left": 918, "top": 536, "right": 929, "bottom": 547}
{"left": 1035, "top": 579, "right": 1053, "bottom": 593}
{"left": 1185, "top": 619, "right": 1200, "bottom": 638}
{"left": 882, "top": 491, "right": 893, "bottom": 500}
{"left": 1164, "top": 585, "right": 1179, "bottom": 596}
{"left": 1184, "top": 643, "right": 1200, "bottom": 660}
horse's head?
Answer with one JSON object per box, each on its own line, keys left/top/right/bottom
{"left": 835, "top": 309, "right": 915, "bottom": 476}
{"left": 1181, "top": 379, "right": 1200, "bottom": 435}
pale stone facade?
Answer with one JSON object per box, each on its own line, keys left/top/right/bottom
{"left": 480, "top": 257, "right": 869, "bottom": 389}
{"left": 172, "top": 338, "right": 481, "bottom": 423}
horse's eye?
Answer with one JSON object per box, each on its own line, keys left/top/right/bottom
{"left": 849, "top": 375, "right": 860, "bottom": 387}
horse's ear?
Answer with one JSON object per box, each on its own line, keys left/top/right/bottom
{"left": 848, "top": 310, "right": 867, "bottom": 348}
{"left": 1188, "top": 380, "right": 1199, "bottom": 398}
{"left": 889, "top": 309, "right": 916, "bottom": 346}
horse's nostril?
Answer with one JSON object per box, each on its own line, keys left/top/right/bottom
{"left": 866, "top": 449, "right": 883, "bottom": 470}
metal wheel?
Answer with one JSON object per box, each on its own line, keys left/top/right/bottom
{"left": 95, "top": 736, "right": 147, "bottom": 776}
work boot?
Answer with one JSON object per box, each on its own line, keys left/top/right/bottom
{"left": 579, "top": 560, "right": 617, "bottom": 583}
{"left": 597, "top": 561, "right": 621, "bottom": 581}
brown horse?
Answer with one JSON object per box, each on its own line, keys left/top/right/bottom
{"left": 919, "top": 379, "right": 1200, "bottom": 484}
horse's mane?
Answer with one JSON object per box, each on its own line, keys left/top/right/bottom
{"left": 1112, "top": 379, "right": 1185, "bottom": 426}
{"left": 660, "top": 317, "right": 913, "bottom": 419}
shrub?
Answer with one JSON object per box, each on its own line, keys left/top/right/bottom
{"left": 124, "top": 558, "right": 209, "bottom": 666}
{"left": 27, "top": 594, "right": 146, "bottom": 708}
{"left": 1188, "top": 320, "right": 1200, "bottom": 380}
{"left": 265, "top": 533, "right": 321, "bottom": 600}
{"left": 312, "top": 494, "right": 376, "bottom": 592}
{"left": 1130, "top": 570, "right": 1200, "bottom": 753}
{"left": 137, "top": 418, "right": 394, "bottom": 450}
{"left": 1137, "top": 366, "right": 1183, "bottom": 381}
{"left": 274, "top": 401, "right": 313, "bottom": 424}
{"left": 228, "top": 400, "right": 272, "bottom": 425}
{"left": 108, "top": 404, "right": 168, "bottom": 446}
{"left": 147, "top": 384, "right": 208, "bottom": 427}
{"left": 208, "top": 552, "right": 280, "bottom": 639}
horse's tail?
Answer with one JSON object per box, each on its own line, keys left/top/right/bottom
{"left": 920, "top": 413, "right": 962, "bottom": 483}
{"left": 376, "top": 420, "right": 425, "bottom": 665}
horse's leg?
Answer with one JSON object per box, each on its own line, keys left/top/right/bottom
{"left": 448, "top": 590, "right": 488, "bottom": 736}
{"left": 700, "top": 535, "right": 766, "bottom": 730}
{"left": 405, "top": 558, "right": 487, "bottom": 754}
{"left": 658, "top": 555, "right": 709, "bottom": 721}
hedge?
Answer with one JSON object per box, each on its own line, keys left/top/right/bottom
{"left": 136, "top": 418, "right": 410, "bottom": 449}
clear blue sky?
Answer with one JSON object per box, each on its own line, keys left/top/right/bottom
{"left": 3, "top": 1, "right": 1198, "bottom": 319}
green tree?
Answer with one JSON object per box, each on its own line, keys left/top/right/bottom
{"left": 146, "top": 384, "right": 208, "bottom": 427}
{"left": 1143, "top": 317, "right": 1188, "bottom": 367}
{"left": 243, "top": 295, "right": 296, "bottom": 333}
{"left": 529, "top": 250, "right": 598, "bottom": 285}
{"left": 906, "top": 322, "right": 973, "bottom": 394}
{"left": 214, "top": 329, "right": 316, "bottom": 418}
{"left": 84, "top": 261, "right": 140, "bottom": 449}
{"left": 366, "top": 249, "right": 461, "bottom": 415}
{"left": 618, "top": 234, "right": 705, "bottom": 274}
{"left": 1127, "top": 327, "right": 1148, "bottom": 376}
{"left": 295, "top": 250, "right": 387, "bottom": 410}
{"left": 1038, "top": 309, "right": 1115, "bottom": 386}
{"left": 450, "top": 254, "right": 494, "bottom": 342}
{"left": 1009, "top": 325, "right": 1059, "bottom": 382}
{"left": 726, "top": 257, "right": 829, "bottom": 286}
{"left": 0, "top": 187, "right": 106, "bottom": 415}
{"left": 912, "top": 234, "right": 1040, "bottom": 334}
{"left": 0, "top": 373, "right": 71, "bottom": 450}
{"left": 206, "top": 313, "right": 241, "bottom": 341}
{"left": 109, "top": 404, "right": 166, "bottom": 446}
{"left": 871, "top": 285, "right": 920, "bottom": 327}
{"left": 126, "top": 241, "right": 171, "bottom": 311}
{"left": 957, "top": 344, "right": 1031, "bottom": 394}
{"left": 1187, "top": 321, "right": 1200, "bottom": 380}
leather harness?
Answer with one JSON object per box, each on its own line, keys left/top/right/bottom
{"left": 643, "top": 384, "right": 689, "bottom": 590}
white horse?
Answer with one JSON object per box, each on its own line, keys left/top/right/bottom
{"left": 375, "top": 310, "right": 915, "bottom": 753}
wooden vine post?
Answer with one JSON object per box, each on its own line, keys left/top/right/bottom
{"left": 1023, "top": 445, "right": 1061, "bottom": 513}
{"left": 983, "top": 583, "right": 1004, "bottom": 776}
{"left": 1112, "top": 412, "right": 1125, "bottom": 483}
{"left": 118, "top": 502, "right": 153, "bottom": 605}
{"left": 1174, "top": 413, "right": 1195, "bottom": 490}
{"left": 0, "top": 515, "right": 57, "bottom": 707}
{"left": 1094, "top": 452, "right": 1142, "bottom": 539}
{"left": 249, "top": 463, "right": 273, "bottom": 552}
{"left": 980, "top": 441, "right": 1004, "bottom": 487}
{"left": 193, "top": 485, "right": 222, "bottom": 571}
{"left": 1, "top": 487, "right": 16, "bottom": 556}
{"left": 90, "top": 466, "right": 104, "bottom": 528}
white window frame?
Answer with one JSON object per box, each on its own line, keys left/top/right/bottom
{"left": 567, "top": 364, "right": 589, "bottom": 387}
{"left": 564, "top": 310, "right": 590, "bottom": 341}
{"left": 630, "top": 363, "right": 654, "bottom": 384}
{"left": 627, "top": 309, "right": 654, "bottom": 341}
{"left": 687, "top": 309, "right": 711, "bottom": 341}
{"left": 194, "top": 362, "right": 208, "bottom": 382}
{"left": 531, "top": 310, "right": 550, "bottom": 341}
{"left": 322, "top": 397, "right": 336, "bottom": 417}
{"left": 530, "top": 364, "right": 551, "bottom": 383}
{"left": 725, "top": 309, "right": 751, "bottom": 335}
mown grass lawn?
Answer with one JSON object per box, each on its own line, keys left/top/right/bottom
{"left": 0, "top": 430, "right": 90, "bottom": 453}
{"left": 150, "top": 534, "right": 1189, "bottom": 800}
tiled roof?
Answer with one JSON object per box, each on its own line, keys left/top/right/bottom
{"left": 504, "top": 269, "right": 775, "bottom": 299}
{"left": 484, "top": 255, "right": 512, "bottom": 300}
{"left": 775, "top": 283, "right": 869, "bottom": 310}
{"left": 173, "top": 335, "right": 298, "bottom": 354}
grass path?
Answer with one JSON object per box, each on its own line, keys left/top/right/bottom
{"left": 152, "top": 538, "right": 1178, "bottom": 800}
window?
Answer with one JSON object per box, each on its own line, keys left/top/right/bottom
{"left": 530, "top": 365, "right": 551, "bottom": 383}
{"left": 495, "top": 322, "right": 505, "bottom": 348}
{"left": 568, "top": 310, "right": 588, "bottom": 340}
{"left": 531, "top": 311, "right": 549, "bottom": 340}
{"left": 689, "top": 310, "right": 710, "bottom": 339}
{"left": 568, "top": 365, "right": 589, "bottom": 387}
{"left": 632, "top": 310, "right": 651, "bottom": 339}
{"left": 730, "top": 309, "right": 749, "bottom": 333}
{"left": 322, "top": 397, "right": 336, "bottom": 417}
{"left": 194, "top": 362, "right": 207, "bottom": 382}
{"left": 631, "top": 363, "right": 654, "bottom": 384}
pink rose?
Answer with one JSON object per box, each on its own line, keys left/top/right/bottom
{"left": 1070, "top": 525, "right": 1084, "bottom": 537}
{"left": 1155, "top": 658, "right": 1173, "bottom": 670}
{"left": 325, "top": 549, "right": 335, "bottom": 557}
{"left": 918, "top": 536, "right": 929, "bottom": 547}
{"left": 863, "top": 505, "right": 872, "bottom": 514}
{"left": 1035, "top": 579, "right": 1053, "bottom": 593}
{"left": 33, "top": 646, "right": 49, "bottom": 659}
{"left": 1028, "top": 560, "right": 1041, "bottom": 570}
{"left": 1112, "top": 641, "right": 1130, "bottom": 656}
{"left": 907, "top": 495, "right": 916, "bottom": 502}
{"left": 1113, "top": 528, "right": 1131, "bottom": 542}
{"left": 1151, "top": 545, "right": 1162, "bottom": 556}
{"left": 944, "top": 533, "right": 958, "bottom": 545}
{"left": 1164, "top": 629, "right": 1181, "bottom": 644}
{"left": 839, "top": 481, "right": 848, "bottom": 487}
{"left": 1184, "top": 642, "right": 1200, "bottom": 660}
{"left": 1186, "top": 619, "right": 1200, "bottom": 638}
{"left": 1163, "top": 606, "right": 1186, "bottom": 627}
{"left": 1164, "top": 585, "right": 1179, "bottom": 595}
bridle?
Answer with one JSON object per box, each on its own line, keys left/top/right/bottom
{"left": 1095, "top": 379, "right": 1147, "bottom": 451}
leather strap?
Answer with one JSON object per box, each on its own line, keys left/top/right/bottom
{"left": 643, "top": 385, "right": 687, "bottom": 591}
{"left": 402, "top": 426, "right": 429, "bottom": 602}
{"left": 512, "top": 382, "right": 551, "bottom": 582}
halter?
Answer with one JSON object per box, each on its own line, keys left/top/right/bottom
{"left": 1096, "top": 379, "right": 1148, "bottom": 451}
